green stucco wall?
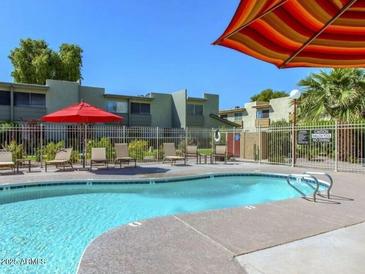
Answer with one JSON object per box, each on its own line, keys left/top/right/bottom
{"left": 80, "top": 86, "right": 105, "bottom": 109}
{"left": 171, "top": 89, "right": 187, "bottom": 128}
{"left": 46, "top": 80, "right": 79, "bottom": 113}
{"left": 203, "top": 93, "right": 220, "bottom": 128}
{"left": 150, "top": 93, "right": 172, "bottom": 128}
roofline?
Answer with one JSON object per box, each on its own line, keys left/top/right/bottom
{"left": 104, "top": 94, "right": 154, "bottom": 101}
{"left": 209, "top": 113, "right": 241, "bottom": 128}
{"left": 187, "top": 97, "right": 208, "bottom": 102}
{"left": 0, "top": 81, "right": 49, "bottom": 90}
{"left": 219, "top": 107, "right": 246, "bottom": 114}
{"left": 252, "top": 104, "right": 271, "bottom": 109}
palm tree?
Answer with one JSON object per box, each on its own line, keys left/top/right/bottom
{"left": 298, "top": 68, "right": 365, "bottom": 122}
{"left": 298, "top": 69, "right": 365, "bottom": 162}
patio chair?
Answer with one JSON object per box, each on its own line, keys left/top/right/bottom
{"left": 185, "top": 145, "right": 199, "bottom": 164}
{"left": 162, "top": 143, "right": 186, "bottom": 166}
{"left": 0, "top": 151, "right": 15, "bottom": 173}
{"left": 90, "top": 148, "right": 108, "bottom": 170}
{"left": 45, "top": 148, "right": 73, "bottom": 172}
{"left": 114, "top": 143, "right": 136, "bottom": 168}
{"left": 212, "top": 145, "right": 227, "bottom": 164}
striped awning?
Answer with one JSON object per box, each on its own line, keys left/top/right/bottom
{"left": 213, "top": 0, "right": 365, "bottom": 68}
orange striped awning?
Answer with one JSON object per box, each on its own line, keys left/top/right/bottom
{"left": 213, "top": 0, "right": 365, "bottom": 68}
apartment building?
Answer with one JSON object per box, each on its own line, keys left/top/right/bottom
{"left": 0, "top": 79, "right": 235, "bottom": 128}
{"left": 219, "top": 96, "right": 293, "bottom": 131}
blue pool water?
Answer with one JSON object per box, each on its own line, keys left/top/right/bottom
{"left": 0, "top": 174, "right": 323, "bottom": 274}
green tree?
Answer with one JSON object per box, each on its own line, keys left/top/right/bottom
{"left": 250, "top": 89, "right": 288, "bottom": 102}
{"left": 57, "top": 44, "right": 83, "bottom": 82}
{"left": 298, "top": 68, "right": 365, "bottom": 122}
{"left": 9, "top": 38, "right": 83, "bottom": 85}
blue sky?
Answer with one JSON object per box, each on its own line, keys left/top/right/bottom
{"left": 0, "top": 0, "right": 318, "bottom": 108}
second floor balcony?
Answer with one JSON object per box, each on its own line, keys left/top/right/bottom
{"left": 255, "top": 118, "right": 270, "bottom": 128}
{"left": 186, "top": 114, "right": 204, "bottom": 127}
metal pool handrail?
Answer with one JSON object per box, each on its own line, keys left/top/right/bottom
{"left": 287, "top": 174, "right": 320, "bottom": 202}
{"left": 304, "top": 171, "right": 333, "bottom": 199}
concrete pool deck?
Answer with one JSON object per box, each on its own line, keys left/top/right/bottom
{"left": 0, "top": 162, "right": 364, "bottom": 273}
{"left": 237, "top": 222, "right": 365, "bottom": 274}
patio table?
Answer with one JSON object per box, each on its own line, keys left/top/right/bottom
{"left": 198, "top": 153, "right": 212, "bottom": 164}
{"left": 16, "top": 159, "right": 31, "bottom": 173}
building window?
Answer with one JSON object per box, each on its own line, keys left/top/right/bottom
{"left": 31, "top": 93, "right": 46, "bottom": 106}
{"left": 257, "top": 109, "right": 270, "bottom": 119}
{"left": 106, "top": 101, "right": 128, "bottom": 113}
{"left": 220, "top": 114, "right": 228, "bottom": 119}
{"left": 0, "top": 91, "right": 10, "bottom": 106}
{"left": 234, "top": 112, "right": 243, "bottom": 121}
{"left": 14, "top": 92, "right": 45, "bottom": 107}
{"left": 131, "top": 102, "right": 150, "bottom": 114}
{"left": 187, "top": 104, "right": 203, "bottom": 116}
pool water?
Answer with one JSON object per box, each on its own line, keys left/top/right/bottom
{"left": 0, "top": 175, "right": 323, "bottom": 274}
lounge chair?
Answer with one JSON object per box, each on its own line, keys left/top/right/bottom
{"left": 114, "top": 143, "right": 136, "bottom": 168}
{"left": 0, "top": 151, "right": 15, "bottom": 173}
{"left": 45, "top": 148, "right": 73, "bottom": 172}
{"left": 90, "top": 148, "right": 108, "bottom": 170}
{"left": 185, "top": 145, "right": 199, "bottom": 164}
{"left": 212, "top": 145, "right": 227, "bottom": 164}
{"left": 162, "top": 143, "right": 186, "bottom": 166}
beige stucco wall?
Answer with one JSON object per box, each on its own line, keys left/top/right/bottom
{"left": 223, "top": 97, "right": 292, "bottom": 132}
{"left": 240, "top": 132, "right": 268, "bottom": 160}
{"left": 269, "top": 96, "right": 292, "bottom": 122}
{"left": 242, "top": 102, "right": 258, "bottom": 132}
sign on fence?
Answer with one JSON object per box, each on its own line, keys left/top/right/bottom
{"left": 311, "top": 129, "right": 332, "bottom": 143}
{"left": 297, "top": 130, "right": 309, "bottom": 145}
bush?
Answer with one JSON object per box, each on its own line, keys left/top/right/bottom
{"left": 128, "top": 140, "right": 149, "bottom": 160}
{"left": 0, "top": 121, "right": 17, "bottom": 133}
{"left": 143, "top": 146, "right": 163, "bottom": 160}
{"left": 6, "top": 140, "right": 23, "bottom": 161}
{"left": 37, "top": 141, "right": 65, "bottom": 161}
{"left": 70, "top": 150, "right": 80, "bottom": 163}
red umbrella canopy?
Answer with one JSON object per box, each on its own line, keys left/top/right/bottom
{"left": 214, "top": 0, "right": 365, "bottom": 68}
{"left": 41, "top": 102, "right": 123, "bottom": 123}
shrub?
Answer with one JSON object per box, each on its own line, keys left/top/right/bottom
{"left": 0, "top": 121, "right": 16, "bottom": 133}
{"left": 36, "top": 141, "right": 64, "bottom": 161}
{"left": 128, "top": 140, "right": 149, "bottom": 160}
{"left": 6, "top": 140, "right": 23, "bottom": 161}
{"left": 70, "top": 150, "right": 80, "bottom": 163}
{"left": 143, "top": 146, "right": 163, "bottom": 160}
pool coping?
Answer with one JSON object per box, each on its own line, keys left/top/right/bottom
{"left": 0, "top": 171, "right": 328, "bottom": 190}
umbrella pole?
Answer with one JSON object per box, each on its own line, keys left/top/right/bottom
{"left": 83, "top": 123, "right": 87, "bottom": 168}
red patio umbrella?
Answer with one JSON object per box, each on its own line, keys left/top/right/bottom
{"left": 213, "top": 0, "right": 365, "bottom": 68}
{"left": 41, "top": 102, "right": 123, "bottom": 168}
{"left": 41, "top": 102, "right": 123, "bottom": 123}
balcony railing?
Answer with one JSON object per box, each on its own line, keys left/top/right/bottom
{"left": 255, "top": 118, "right": 270, "bottom": 128}
{"left": 130, "top": 113, "right": 151, "bottom": 126}
{"left": 186, "top": 115, "right": 204, "bottom": 127}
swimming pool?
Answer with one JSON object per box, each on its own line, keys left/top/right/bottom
{"left": 0, "top": 173, "right": 325, "bottom": 274}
